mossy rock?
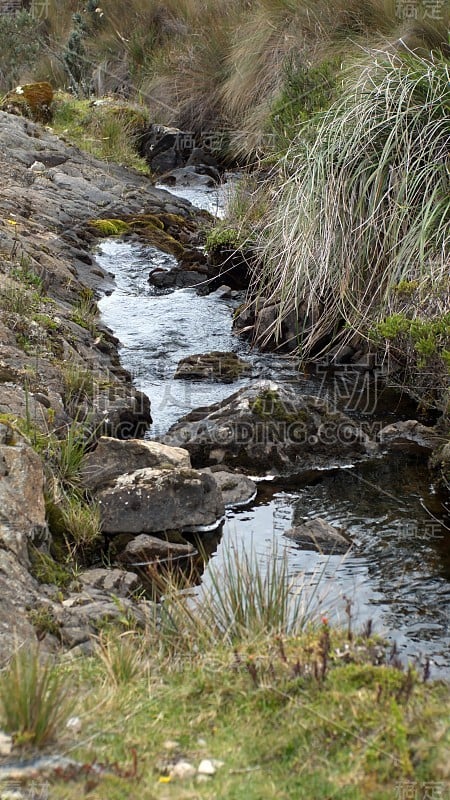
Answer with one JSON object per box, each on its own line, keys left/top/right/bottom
{"left": 128, "top": 214, "right": 165, "bottom": 231}
{"left": 250, "top": 388, "right": 309, "bottom": 424}
{"left": 1, "top": 82, "right": 54, "bottom": 123}
{"left": 89, "top": 219, "right": 131, "bottom": 237}
{"left": 174, "top": 351, "right": 251, "bottom": 383}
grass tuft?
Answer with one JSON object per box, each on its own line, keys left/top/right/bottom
{"left": 0, "top": 647, "right": 71, "bottom": 748}
{"left": 255, "top": 43, "right": 450, "bottom": 370}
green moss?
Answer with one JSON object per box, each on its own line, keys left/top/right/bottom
{"left": 250, "top": 388, "right": 308, "bottom": 423}
{"left": 393, "top": 279, "right": 420, "bottom": 296}
{"left": 89, "top": 219, "right": 131, "bottom": 237}
{"left": 206, "top": 226, "right": 239, "bottom": 252}
{"left": 29, "top": 547, "right": 72, "bottom": 589}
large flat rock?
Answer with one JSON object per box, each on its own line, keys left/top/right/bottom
{"left": 98, "top": 467, "right": 225, "bottom": 535}
{"left": 82, "top": 436, "right": 191, "bottom": 491}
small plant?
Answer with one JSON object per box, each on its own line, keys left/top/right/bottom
{"left": 0, "top": 648, "right": 71, "bottom": 748}
{"left": 95, "top": 632, "right": 146, "bottom": 686}
{"left": 70, "top": 288, "right": 99, "bottom": 335}
{"left": 0, "top": 281, "right": 41, "bottom": 316}
{"left": 152, "top": 539, "right": 328, "bottom": 654}
{"left": 59, "top": 493, "right": 102, "bottom": 557}
{"left": 29, "top": 547, "right": 73, "bottom": 589}
{"left": 28, "top": 606, "right": 61, "bottom": 641}
{"left": 62, "top": 363, "right": 97, "bottom": 409}
{"left": 205, "top": 226, "right": 239, "bottom": 252}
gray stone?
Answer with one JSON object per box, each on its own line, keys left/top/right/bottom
{"left": 81, "top": 436, "right": 191, "bottom": 491}
{"left": 378, "top": 420, "right": 443, "bottom": 453}
{"left": 201, "top": 469, "right": 257, "bottom": 508}
{"left": 98, "top": 467, "right": 225, "bottom": 534}
{"left": 284, "top": 518, "right": 352, "bottom": 554}
{"left": 161, "top": 166, "right": 218, "bottom": 188}
{"left": 174, "top": 351, "right": 250, "bottom": 383}
{"left": 163, "top": 381, "right": 378, "bottom": 476}
{"left": 0, "top": 439, "right": 48, "bottom": 565}
{"left": 116, "top": 534, "right": 195, "bottom": 567}
{"left": 75, "top": 567, "right": 141, "bottom": 597}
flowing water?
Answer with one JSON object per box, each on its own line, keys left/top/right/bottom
{"left": 97, "top": 182, "right": 450, "bottom": 676}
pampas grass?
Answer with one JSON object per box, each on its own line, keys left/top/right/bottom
{"left": 254, "top": 40, "right": 450, "bottom": 355}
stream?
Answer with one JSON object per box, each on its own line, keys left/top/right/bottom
{"left": 97, "top": 182, "right": 450, "bottom": 676}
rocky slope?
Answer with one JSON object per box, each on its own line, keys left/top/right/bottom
{"left": 0, "top": 110, "right": 217, "bottom": 659}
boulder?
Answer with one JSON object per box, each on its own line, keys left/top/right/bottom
{"left": 116, "top": 534, "right": 195, "bottom": 567}
{"left": 0, "top": 432, "right": 48, "bottom": 566}
{"left": 74, "top": 567, "right": 141, "bottom": 598}
{"left": 174, "top": 351, "right": 250, "bottom": 383}
{"left": 161, "top": 166, "right": 219, "bottom": 188}
{"left": 284, "top": 518, "right": 352, "bottom": 554}
{"left": 378, "top": 420, "right": 443, "bottom": 453}
{"left": 163, "top": 382, "right": 378, "bottom": 476}
{"left": 201, "top": 469, "right": 257, "bottom": 508}
{"left": 81, "top": 436, "right": 191, "bottom": 491}
{"left": 98, "top": 467, "right": 225, "bottom": 535}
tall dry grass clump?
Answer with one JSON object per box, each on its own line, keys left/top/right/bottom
{"left": 254, "top": 34, "right": 450, "bottom": 356}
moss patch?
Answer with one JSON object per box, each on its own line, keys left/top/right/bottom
{"left": 251, "top": 388, "right": 309, "bottom": 424}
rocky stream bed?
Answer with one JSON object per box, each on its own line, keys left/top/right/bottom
{"left": 0, "top": 110, "right": 449, "bottom": 675}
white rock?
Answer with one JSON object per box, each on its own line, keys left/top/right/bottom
{"left": 197, "top": 759, "right": 216, "bottom": 776}
{"left": 170, "top": 761, "right": 196, "bottom": 780}
{"left": 66, "top": 716, "right": 82, "bottom": 734}
{"left": 29, "top": 161, "right": 46, "bottom": 172}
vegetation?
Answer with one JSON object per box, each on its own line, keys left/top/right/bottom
{"left": 2, "top": 546, "right": 448, "bottom": 795}
{"left": 51, "top": 94, "right": 150, "bottom": 172}
{"left": 252, "top": 40, "right": 449, "bottom": 403}
{"left": 0, "top": 647, "right": 71, "bottom": 748}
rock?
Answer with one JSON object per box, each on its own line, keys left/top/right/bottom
{"left": 139, "top": 124, "right": 221, "bottom": 176}
{"left": 55, "top": 594, "right": 151, "bottom": 647}
{"left": 197, "top": 759, "right": 217, "bottom": 776}
{"left": 378, "top": 420, "right": 443, "bottom": 453}
{"left": 170, "top": 761, "right": 197, "bottom": 781}
{"left": 149, "top": 266, "right": 207, "bottom": 291}
{"left": 201, "top": 469, "right": 257, "bottom": 508}
{"left": 161, "top": 166, "right": 219, "bottom": 188}
{"left": 284, "top": 518, "right": 352, "bottom": 554}
{"left": 81, "top": 436, "right": 191, "bottom": 491}
{"left": 66, "top": 716, "right": 82, "bottom": 734}
{"left": 0, "top": 437, "right": 48, "bottom": 565}
{"left": 174, "top": 351, "right": 250, "bottom": 383}
{"left": 209, "top": 284, "right": 233, "bottom": 299}
{"left": 0, "top": 552, "right": 45, "bottom": 660}
{"left": 116, "top": 534, "right": 195, "bottom": 566}
{"left": 163, "top": 382, "right": 378, "bottom": 476}
{"left": 98, "top": 467, "right": 225, "bottom": 535}
{"left": 429, "top": 438, "right": 450, "bottom": 494}
{"left": 74, "top": 567, "right": 140, "bottom": 597}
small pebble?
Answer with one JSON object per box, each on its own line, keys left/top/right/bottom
{"left": 66, "top": 716, "right": 82, "bottom": 734}
{"left": 197, "top": 759, "right": 216, "bottom": 776}
{"left": 170, "top": 761, "right": 196, "bottom": 781}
